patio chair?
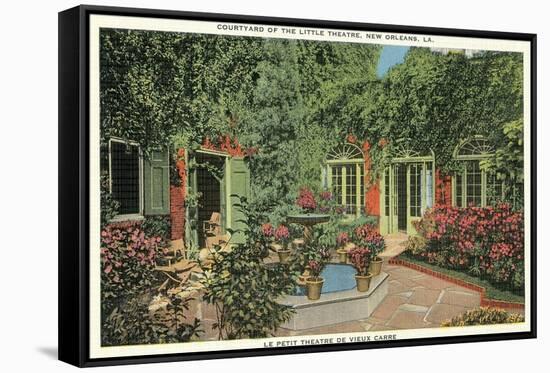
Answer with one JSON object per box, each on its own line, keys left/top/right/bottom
{"left": 202, "top": 212, "right": 221, "bottom": 239}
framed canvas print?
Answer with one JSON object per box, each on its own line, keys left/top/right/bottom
{"left": 58, "top": 4, "right": 537, "bottom": 367}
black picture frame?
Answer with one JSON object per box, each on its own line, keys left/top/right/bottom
{"left": 59, "top": 4, "right": 537, "bottom": 367}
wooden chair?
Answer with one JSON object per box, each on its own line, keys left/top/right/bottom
{"left": 202, "top": 212, "right": 221, "bottom": 239}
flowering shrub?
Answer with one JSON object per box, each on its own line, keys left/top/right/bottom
{"left": 319, "top": 190, "right": 332, "bottom": 201}
{"left": 274, "top": 224, "right": 290, "bottom": 247}
{"left": 410, "top": 204, "right": 524, "bottom": 289}
{"left": 441, "top": 307, "right": 524, "bottom": 327}
{"left": 261, "top": 223, "right": 274, "bottom": 238}
{"left": 101, "top": 222, "right": 164, "bottom": 306}
{"left": 353, "top": 224, "right": 385, "bottom": 260}
{"left": 348, "top": 247, "right": 371, "bottom": 276}
{"left": 296, "top": 187, "right": 317, "bottom": 212}
{"left": 308, "top": 260, "right": 323, "bottom": 279}
{"left": 336, "top": 232, "right": 350, "bottom": 247}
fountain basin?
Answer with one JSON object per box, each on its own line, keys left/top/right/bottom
{"left": 293, "top": 264, "right": 357, "bottom": 295}
{"left": 287, "top": 213, "right": 330, "bottom": 225}
{"left": 279, "top": 271, "right": 389, "bottom": 331}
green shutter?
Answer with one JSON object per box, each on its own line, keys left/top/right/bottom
{"left": 144, "top": 148, "right": 170, "bottom": 215}
{"left": 229, "top": 157, "right": 250, "bottom": 244}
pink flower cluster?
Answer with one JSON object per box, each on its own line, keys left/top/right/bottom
{"left": 296, "top": 187, "right": 317, "bottom": 212}
{"left": 319, "top": 191, "right": 333, "bottom": 201}
{"left": 308, "top": 260, "right": 323, "bottom": 279}
{"left": 261, "top": 223, "right": 274, "bottom": 237}
{"left": 353, "top": 224, "right": 385, "bottom": 258}
{"left": 414, "top": 203, "right": 524, "bottom": 287}
{"left": 336, "top": 232, "right": 350, "bottom": 246}
{"left": 100, "top": 223, "right": 162, "bottom": 287}
{"left": 274, "top": 225, "right": 290, "bottom": 242}
{"left": 348, "top": 247, "right": 371, "bottom": 276}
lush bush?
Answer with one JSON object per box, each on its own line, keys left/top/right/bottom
{"left": 348, "top": 247, "right": 371, "bottom": 275}
{"left": 100, "top": 221, "right": 202, "bottom": 346}
{"left": 353, "top": 224, "right": 385, "bottom": 260}
{"left": 201, "top": 197, "right": 296, "bottom": 340}
{"left": 100, "top": 172, "right": 120, "bottom": 227}
{"left": 408, "top": 204, "right": 524, "bottom": 290}
{"left": 101, "top": 222, "right": 164, "bottom": 306}
{"left": 141, "top": 215, "right": 171, "bottom": 243}
{"left": 102, "top": 293, "right": 202, "bottom": 346}
{"left": 441, "top": 307, "right": 524, "bottom": 327}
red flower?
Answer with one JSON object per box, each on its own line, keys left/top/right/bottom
{"left": 296, "top": 187, "right": 317, "bottom": 212}
{"left": 261, "top": 223, "right": 274, "bottom": 237}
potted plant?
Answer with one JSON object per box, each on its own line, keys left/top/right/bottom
{"left": 348, "top": 246, "right": 373, "bottom": 292}
{"left": 354, "top": 224, "right": 385, "bottom": 276}
{"left": 305, "top": 259, "right": 325, "bottom": 300}
{"left": 296, "top": 187, "right": 317, "bottom": 213}
{"left": 336, "top": 232, "right": 350, "bottom": 263}
{"left": 274, "top": 224, "right": 291, "bottom": 263}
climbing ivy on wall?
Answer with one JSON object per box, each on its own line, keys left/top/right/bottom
{"left": 374, "top": 48, "right": 523, "bottom": 173}
{"left": 100, "top": 30, "right": 524, "bottom": 217}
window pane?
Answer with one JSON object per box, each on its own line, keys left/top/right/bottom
{"left": 359, "top": 165, "right": 364, "bottom": 214}
{"left": 455, "top": 173, "right": 463, "bottom": 207}
{"left": 465, "top": 161, "right": 482, "bottom": 206}
{"left": 111, "top": 142, "right": 140, "bottom": 214}
{"left": 331, "top": 166, "right": 342, "bottom": 206}
{"left": 409, "top": 163, "right": 422, "bottom": 217}
{"left": 426, "top": 168, "right": 433, "bottom": 209}
{"left": 346, "top": 165, "right": 356, "bottom": 214}
{"left": 486, "top": 172, "right": 503, "bottom": 206}
{"left": 384, "top": 168, "right": 390, "bottom": 216}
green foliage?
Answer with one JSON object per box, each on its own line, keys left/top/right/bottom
{"left": 100, "top": 29, "right": 263, "bottom": 157}
{"left": 100, "top": 221, "right": 202, "bottom": 346}
{"left": 405, "top": 235, "right": 428, "bottom": 256}
{"left": 141, "top": 215, "right": 171, "bottom": 242}
{"left": 102, "top": 293, "right": 202, "bottom": 346}
{"left": 441, "top": 307, "right": 524, "bottom": 327}
{"left": 377, "top": 49, "right": 523, "bottom": 173}
{"left": 100, "top": 171, "right": 120, "bottom": 227}
{"left": 200, "top": 197, "right": 296, "bottom": 339}
{"left": 399, "top": 252, "right": 524, "bottom": 303}
{"left": 481, "top": 119, "right": 524, "bottom": 208}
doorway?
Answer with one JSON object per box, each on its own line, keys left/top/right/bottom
{"left": 195, "top": 152, "right": 225, "bottom": 248}
{"left": 380, "top": 159, "right": 435, "bottom": 235}
{"left": 396, "top": 164, "right": 408, "bottom": 231}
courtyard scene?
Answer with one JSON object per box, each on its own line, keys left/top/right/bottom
{"left": 99, "top": 29, "right": 526, "bottom": 346}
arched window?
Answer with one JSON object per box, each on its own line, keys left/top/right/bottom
{"left": 453, "top": 137, "right": 502, "bottom": 207}
{"left": 324, "top": 143, "right": 364, "bottom": 216}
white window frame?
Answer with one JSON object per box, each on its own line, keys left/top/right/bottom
{"left": 108, "top": 137, "right": 144, "bottom": 221}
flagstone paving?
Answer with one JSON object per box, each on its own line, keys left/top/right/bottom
{"left": 276, "top": 262, "right": 482, "bottom": 336}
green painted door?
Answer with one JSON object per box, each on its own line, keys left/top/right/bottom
{"left": 228, "top": 157, "right": 250, "bottom": 244}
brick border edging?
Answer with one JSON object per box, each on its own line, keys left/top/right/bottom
{"left": 387, "top": 257, "right": 525, "bottom": 311}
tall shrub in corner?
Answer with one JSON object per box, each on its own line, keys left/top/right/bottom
{"left": 201, "top": 196, "right": 296, "bottom": 340}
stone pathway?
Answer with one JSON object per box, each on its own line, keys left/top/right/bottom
{"left": 276, "top": 262, "right": 482, "bottom": 336}
{"left": 188, "top": 234, "right": 482, "bottom": 339}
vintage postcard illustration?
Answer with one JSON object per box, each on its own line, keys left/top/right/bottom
{"left": 86, "top": 13, "right": 532, "bottom": 359}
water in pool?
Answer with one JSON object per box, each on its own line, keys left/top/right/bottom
{"left": 294, "top": 263, "right": 357, "bottom": 296}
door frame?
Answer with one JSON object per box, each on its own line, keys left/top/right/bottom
{"left": 187, "top": 148, "right": 230, "bottom": 250}
{"left": 380, "top": 152, "right": 435, "bottom": 235}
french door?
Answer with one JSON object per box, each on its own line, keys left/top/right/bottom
{"left": 380, "top": 161, "right": 434, "bottom": 235}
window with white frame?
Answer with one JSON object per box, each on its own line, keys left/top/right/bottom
{"left": 453, "top": 137, "right": 503, "bottom": 207}
{"left": 325, "top": 143, "right": 365, "bottom": 216}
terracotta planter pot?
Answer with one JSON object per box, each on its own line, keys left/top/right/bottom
{"left": 305, "top": 277, "right": 324, "bottom": 300}
{"left": 277, "top": 249, "right": 291, "bottom": 263}
{"left": 369, "top": 256, "right": 383, "bottom": 276}
{"left": 336, "top": 248, "right": 348, "bottom": 263}
{"left": 355, "top": 273, "right": 373, "bottom": 292}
